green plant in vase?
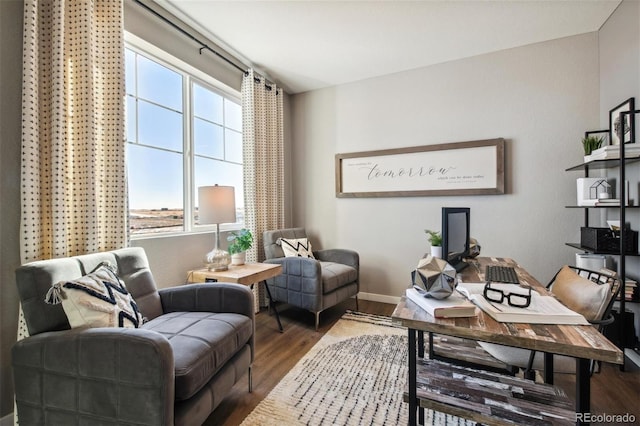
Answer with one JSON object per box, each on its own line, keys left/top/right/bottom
{"left": 582, "top": 135, "right": 605, "bottom": 156}
{"left": 227, "top": 229, "right": 253, "bottom": 255}
{"left": 227, "top": 228, "right": 253, "bottom": 266}
{"left": 425, "top": 229, "right": 443, "bottom": 258}
{"left": 424, "top": 230, "right": 442, "bottom": 247}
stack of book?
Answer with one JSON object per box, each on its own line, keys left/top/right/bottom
{"left": 405, "top": 288, "right": 476, "bottom": 318}
{"left": 593, "top": 198, "right": 623, "bottom": 207}
{"left": 584, "top": 144, "right": 640, "bottom": 162}
{"left": 624, "top": 279, "right": 638, "bottom": 301}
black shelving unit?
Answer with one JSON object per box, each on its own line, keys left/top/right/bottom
{"left": 565, "top": 114, "right": 640, "bottom": 356}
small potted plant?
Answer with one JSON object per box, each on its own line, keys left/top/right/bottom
{"left": 424, "top": 229, "right": 442, "bottom": 258}
{"left": 227, "top": 228, "right": 253, "bottom": 265}
{"left": 582, "top": 135, "right": 605, "bottom": 160}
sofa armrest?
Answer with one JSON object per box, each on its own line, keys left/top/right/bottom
{"left": 159, "top": 282, "right": 255, "bottom": 319}
{"left": 264, "top": 257, "right": 323, "bottom": 295}
{"left": 315, "top": 249, "right": 359, "bottom": 271}
{"left": 12, "top": 327, "right": 174, "bottom": 425}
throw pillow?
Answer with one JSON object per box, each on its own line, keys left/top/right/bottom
{"left": 279, "top": 237, "right": 315, "bottom": 259}
{"left": 551, "top": 265, "right": 612, "bottom": 322}
{"left": 45, "top": 262, "right": 144, "bottom": 328}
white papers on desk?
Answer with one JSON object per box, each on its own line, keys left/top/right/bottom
{"left": 457, "top": 283, "right": 589, "bottom": 325}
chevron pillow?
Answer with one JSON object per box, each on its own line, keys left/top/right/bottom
{"left": 279, "top": 237, "right": 316, "bottom": 259}
{"left": 45, "top": 262, "right": 144, "bottom": 329}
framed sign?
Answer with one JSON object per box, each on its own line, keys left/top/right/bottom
{"left": 335, "top": 138, "right": 505, "bottom": 198}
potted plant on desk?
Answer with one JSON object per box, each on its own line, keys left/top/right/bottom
{"left": 227, "top": 229, "right": 253, "bottom": 266}
{"left": 425, "top": 229, "right": 442, "bottom": 259}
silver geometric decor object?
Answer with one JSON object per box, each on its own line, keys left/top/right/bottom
{"left": 411, "top": 254, "right": 457, "bottom": 299}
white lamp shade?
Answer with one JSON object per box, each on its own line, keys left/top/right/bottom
{"left": 198, "top": 185, "right": 236, "bottom": 224}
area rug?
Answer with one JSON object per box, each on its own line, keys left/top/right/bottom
{"left": 240, "top": 311, "right": 474, "bottom": 426}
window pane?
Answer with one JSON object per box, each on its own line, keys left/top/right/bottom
{"left": 225, "top": 129, "right": 242, "bottom": 163}
{"left": 194, "top": 156, "right": 243, "bottom": 225}
{"left": 137, "top": 54, "right": 182, "bottom": 111}
{"left": 125, "top": 49, "right": 136, "bottom": 96}
{"left": 194, "top": 118, "right": 223, "bottom": 159}
{"left": 225, "top": 98, "right": 242, "bottom": 131}
{"left": 126, "top": 96, "right": 136, "bottom": 143}
{"left": 128, "top": 144, "right": 184, "bottom": 234}
{"left": 193, "top": 83, "right": 223, "bottom": 124}
{"left": 139, "top": 100, "right": 183, "bottom": 152}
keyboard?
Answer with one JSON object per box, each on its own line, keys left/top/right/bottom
{"left": 485, "top": 265, "right": 520, "bottom": 284}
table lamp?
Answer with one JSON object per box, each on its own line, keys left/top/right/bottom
{"left": 198, "top": 185, "right": 236, "bottom": 271}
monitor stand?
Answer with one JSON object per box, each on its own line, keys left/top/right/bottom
{"left": 452, "top": 260, "right": 469, "bottom": 272}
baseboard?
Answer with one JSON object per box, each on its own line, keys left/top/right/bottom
{"left": 358, "top": 292, "right": 401, "bottom": 305}
{"left": 0, "top": 413, "right": 13, "bottom": 426}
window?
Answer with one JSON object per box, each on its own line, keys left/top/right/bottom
{"left": 125, "top": 44, "right": 243, "bottom": 236}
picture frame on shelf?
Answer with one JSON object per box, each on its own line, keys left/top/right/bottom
{"left": 609, "top": 97, "right": 635, "bottom": 145}
{"left": 584, "top": 129, "right": 609, "bottom": 145}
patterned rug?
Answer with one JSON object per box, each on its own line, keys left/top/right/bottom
{"left": 240, "top": 311, "right": 474, "bottom": 425}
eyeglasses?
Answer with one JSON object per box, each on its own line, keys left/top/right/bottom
{"left": 483, "top": 282, "right": 532, "bottom": 308}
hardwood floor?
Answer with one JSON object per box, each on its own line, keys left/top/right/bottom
{"left": 205, "top": 300, "right": 639, "bottom": 425}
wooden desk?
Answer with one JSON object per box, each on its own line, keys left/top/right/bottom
{"left": 392, "top": 257, "right": 624, "bottom": 425}
{"left": 188, "top": 263, "right": 284, "bottom": 331}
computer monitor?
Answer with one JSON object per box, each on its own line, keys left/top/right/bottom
{"left": 442, "top": 207, "right": 470, "bottom": 272}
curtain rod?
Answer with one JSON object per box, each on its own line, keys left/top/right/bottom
{"left": 133, "top": 0, "right": 280, "bottom": 94}
{"left": 133, "top": 0, "right": 246, "bottom": 75}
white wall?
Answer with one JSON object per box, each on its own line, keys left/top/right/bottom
{"left": 291, "top": 33, "right": 601, "bottom": 301}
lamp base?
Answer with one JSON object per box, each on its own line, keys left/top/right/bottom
{"left": 205, "top": 248, "right": 231, "bottom": 271}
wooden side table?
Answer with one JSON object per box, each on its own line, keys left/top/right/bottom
{"left": 187, "top": 263, "right": 284, "bottom": 331}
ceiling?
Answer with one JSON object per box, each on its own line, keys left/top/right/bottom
{"left": 159, "top": 0, "right": 621, "bottom": 94}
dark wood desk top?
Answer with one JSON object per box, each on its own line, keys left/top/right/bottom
{"left": 392, "top": 257, "right": 624, "bottom": 365}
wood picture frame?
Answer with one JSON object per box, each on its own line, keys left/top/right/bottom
{"left": 609, "top": 97, "right": 635, "bottom": 145}
{"left": 335, "top": 138, "right": 505, "bottom": 198}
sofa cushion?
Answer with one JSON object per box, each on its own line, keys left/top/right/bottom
{"left": 142, "top": 311, "right": 253, "bottom": 401}
{"left": 320, "top": 261, "right": 358, "bottom": 294}
{"left": 45, "top": 263, "right": 144, "bottom": 329}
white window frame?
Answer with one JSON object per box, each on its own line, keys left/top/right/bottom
{"left": 125, "top": 32, "right": 243, "bottom": 239}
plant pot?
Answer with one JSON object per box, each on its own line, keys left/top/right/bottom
{"left": 231, "top": 251, "right": 246, "bottom": 266}
{"left": 430, "top": 246, "right": 442, "bottom": 259}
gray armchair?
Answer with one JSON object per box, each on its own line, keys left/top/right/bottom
{"left": 263, "top": 228, "right": 359, "bottom": 330}
{"left": 12, "top": 247, "right": 254, "bottom": 426}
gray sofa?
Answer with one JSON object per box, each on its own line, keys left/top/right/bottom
{"left": 12, "top": 247, "right": 254, "bottom": 426}
{"left": 263, "top": 227, "right": 359, "bottom": 330}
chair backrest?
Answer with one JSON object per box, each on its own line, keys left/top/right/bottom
{"left": 16, "top": 247, "right": 163, "bottom": 336}
{"left": 548, "top": 265, "right": 622, "bottom": 329}
{"left": 263, "top": 227, "right": 308, "bottom": 260}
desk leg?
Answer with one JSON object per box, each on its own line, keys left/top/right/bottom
{"left": 408, "top": 328, "right": 417, "bottom": 426}
{"left": 576, "top": 357, "right": 590, "bottom": 425}
{"left": 262, "top": 281, "right": 284, "bottom": 333}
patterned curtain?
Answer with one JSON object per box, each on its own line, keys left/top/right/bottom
{"left": 242, "top": 69, "right": 285, "bottom": 307}
{"left": 20, "top": 0, "right": 127, "bottom": 264}
{"left": 16, "top": 2, "right": 126, "bottom": 418}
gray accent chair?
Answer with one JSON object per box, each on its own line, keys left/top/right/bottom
{"left": 12, "top": 247, "right": 254, "bottom": 426}
{"left": 263, "top": 228, "right": 359, "bottom": 330}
